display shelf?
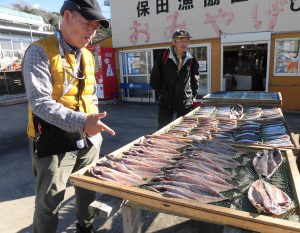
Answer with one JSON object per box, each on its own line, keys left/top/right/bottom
{"left": 202, "top": 91, "right": 282, "bottom": 107}
{"left": 70, "top": 143, "right": 300, "bottom": 233}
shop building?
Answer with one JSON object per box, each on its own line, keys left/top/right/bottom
{"left": 0, "top": 6, "right": 52, "bottom": 95}
{"left": 109, "top": 0, "right": 300, "bottom": 110}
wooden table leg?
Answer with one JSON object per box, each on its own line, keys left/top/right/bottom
{"left": 88, "top": 194, "right": 124, "bottom": 219}
{"left": 122, "top": 203, "right": 142, "bottom": 233}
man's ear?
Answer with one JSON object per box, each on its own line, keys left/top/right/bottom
{"left": 63, "top": 9, "right": 72, "bottom": 23}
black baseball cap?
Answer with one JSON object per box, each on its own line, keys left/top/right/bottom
{"left": 60, "top": 0, "right": 110, "bottom": 29}
{"left": 172, "top": 29, "right": 192, "bottom": 40}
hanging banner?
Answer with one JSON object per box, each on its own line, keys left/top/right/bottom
{"left": 111, "top": 0, "right": 300, "bottom": 47}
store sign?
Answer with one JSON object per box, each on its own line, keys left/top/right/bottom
{"left": 290, "top": 0, "right": 300, "bottom": 11}
{"left": 231, "top": 0, "right": 248, "bottom": 3}
{"left": 111, "top": 0, "right": 300, "bottom": 48}
{"left": 0, "top": 7, "right": 44, "bottom": 26}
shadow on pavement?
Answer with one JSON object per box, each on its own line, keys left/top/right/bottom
{"left": 151, "top": 220, "right": 224, "bottom": 233}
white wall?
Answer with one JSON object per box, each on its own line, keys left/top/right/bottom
{"left": 111, "top": 0, "right": 300, "bottom": 48}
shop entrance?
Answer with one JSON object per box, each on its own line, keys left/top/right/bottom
{"left": 222, "top": 43, "right": 268, "bottom": 91}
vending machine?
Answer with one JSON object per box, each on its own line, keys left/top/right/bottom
{"left": 87, "top": 44, "right": 118, "bottom": 100}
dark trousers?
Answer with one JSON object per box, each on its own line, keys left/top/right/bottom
{"left": 28, "top": 138, "right": 101, "bottom": 233}
{"left": 158, "top": 102, "right": 193, "bottom": 129}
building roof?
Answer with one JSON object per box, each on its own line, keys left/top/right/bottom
{"left": 0, "top": 6, "right": 44, "bottom": 26}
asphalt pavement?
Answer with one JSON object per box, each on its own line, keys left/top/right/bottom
{"left": 0, "top": 101, "right": 226, "bottom": 233}
{"left": 0, "top": 99, "right": 299, "bottom": 233}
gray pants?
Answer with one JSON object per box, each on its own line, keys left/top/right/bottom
{"left": 29, "top": 139, "right": 101, "bottom": 233}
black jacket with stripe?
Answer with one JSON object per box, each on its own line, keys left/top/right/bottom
{"left": 150, "top": 47, "right": 200, "bottom": 112}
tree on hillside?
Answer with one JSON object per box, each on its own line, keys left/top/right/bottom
{"left": 48, "top": 16, "right": 60, "bottom": 30}
{"left": 93, "top": 27, "right": 112, "bottom": 42}
{"left": 12, "top": 3, "right": 60, "bottom": 30}
{"left": 12, "top": 3, "right": 111, "bottom": 39}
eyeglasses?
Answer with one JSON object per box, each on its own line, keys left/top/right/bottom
{"left": 175, "top": 38, "right": 190, "bottom": 44}
{"left": 72, "top": 11, "right": 100, "bottom": 31}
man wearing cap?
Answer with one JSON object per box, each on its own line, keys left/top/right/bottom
{"left": 150, "top": 29, "right": 200, "bottom": 129}
{"left": 22, "top": 0, "right": 113, "bottom": 232}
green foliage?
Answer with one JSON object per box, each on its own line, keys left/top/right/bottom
{"left": 11, "top": 2, "right": 112, "bottom": 38}
{"left": 48, "top": 17, "right": 60, "bottom": 30}
{"left": 12, "top": 3, "right": 61, "bottom": 30}
{"left": 93, "top": 27, "right": 112, "bottom": 43}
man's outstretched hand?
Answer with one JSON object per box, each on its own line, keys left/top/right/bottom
{"left": 84, "top": 112, "right": 115, "bottom": 136}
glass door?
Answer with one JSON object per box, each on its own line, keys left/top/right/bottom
{"left": 119, "top": 45, "right": 211, "bottom": 102}
{"left": 188, "top": 44, "right": 211, "bottom": 98}
{"left": 119, "top": 50, "right": 155, "bottom": 102}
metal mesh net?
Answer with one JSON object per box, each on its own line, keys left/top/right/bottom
{"left": 211, "top": 148, "right": 299, "bottom": 222}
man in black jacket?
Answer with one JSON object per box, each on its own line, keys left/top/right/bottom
{"left": 150, "top": 29, "right": 200, "bottom": 129}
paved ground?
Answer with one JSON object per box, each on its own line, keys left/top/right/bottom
{"left": 0, "top": 99, "right": 299, "bottom": 233}
{"left": 0, "top": 101, "right": 225, "bottom": 233}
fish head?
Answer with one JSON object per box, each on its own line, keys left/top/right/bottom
{"left": 256, "top": 151, "right": 264, "bottom": 158}
{"left": 152, "top": 185, "right": 166, "bottom": 192}
{"left": 103, "top": 160, "right": 115, "bottom": 167}
{"left": 272, "top": 147, "right": 281, "bottom": 157}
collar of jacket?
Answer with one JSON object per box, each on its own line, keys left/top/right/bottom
{"left": 57, "top": 30, "right": 81, "bottom": 56}
{"left": 169, "top": 46, "right": 193, "bottom": 66}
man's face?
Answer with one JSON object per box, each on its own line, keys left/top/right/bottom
{"left": 174, "top": 37, "right": 190, "bottom": 54}
{"left": 64, "top": 10, "right": 100, "bottom": 48}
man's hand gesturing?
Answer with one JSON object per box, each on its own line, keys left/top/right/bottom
{"left": 84, "top": 112, "right": 115, "bottom": 136}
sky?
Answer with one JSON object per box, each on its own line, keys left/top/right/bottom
{"left": 0, "top": 0, "right": 111, "bottom": 18}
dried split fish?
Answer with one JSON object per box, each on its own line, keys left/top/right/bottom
{"left": 253, "top": 148, "right": 283, "bottom": 178}
{"left": 248, "top": 179, "right": 291, "bottom": 215}
{"left": 90, "top": 166, "right": 144, "bottom": 186}
{"left": 151, "top": 183, "right": 227, "bottom": 203}
{"left": 190, "top": 140, "right": 243, "bottom": 158}
{"left": 230, "top": 104, "right": 244, "bottom": 119}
